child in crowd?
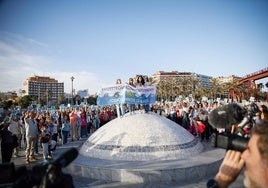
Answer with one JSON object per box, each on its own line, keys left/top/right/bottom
{"left": 40, "top": 124, "right": 52, "bottom": 161}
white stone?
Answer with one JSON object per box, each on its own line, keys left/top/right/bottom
{"left": 80, "top": 112, "right": 203, "bottom": 161}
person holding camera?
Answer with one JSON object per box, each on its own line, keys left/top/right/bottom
{"left": 208, "top": 120, "right": 268, "bottom": 188}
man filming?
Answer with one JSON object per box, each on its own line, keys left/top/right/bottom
{"left": 208, "top": 120, "right": 268, "bottom": 188}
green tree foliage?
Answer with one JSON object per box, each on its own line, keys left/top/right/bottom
{"left": 86, "top": 96, "right": 97, "bottom": 105}
{"left": 2, "top": 100, "right": 15, "bottom": 110}
{"left": 18, "top": 95, "right": 37, "bottom": 109}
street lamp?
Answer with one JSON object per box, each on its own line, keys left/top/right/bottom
{"left": 171, "top": 78, "right": 174, "bottom": 101}
{"left": 70, "top": 76, "right": 75, "bottom": 105}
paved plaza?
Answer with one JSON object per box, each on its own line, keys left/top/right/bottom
{"left": 1, "top": 113, "right": 246, "bottom": 188}
{"left": 0, "top": 137, "right": 244, "bottom": 188}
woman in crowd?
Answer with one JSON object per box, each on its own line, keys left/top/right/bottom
{"left": 115, "top": 78, "right": 125, "bottom": 117}
{"left": 80, "top": 108, "right": 88, "bottom": 138}
{"left": 69, "top": 110, "right": 77, "bottom": 141}
{"left": 127, "top": 77, "right": 136, "bottom": 113}
{"left": 135, "top": 75, "right": 145, "bottom": 112}
{"left": 61, "top": 113, "right": 70, "bottom": 144}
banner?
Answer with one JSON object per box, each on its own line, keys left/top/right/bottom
{"left": 97, "top": 84, "right": 156, "bottom": 106}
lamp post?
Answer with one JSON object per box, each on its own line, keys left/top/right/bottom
{"left": 70, "top": 76, "right": 75, "bottom": 105}
{"left": 171, "top": 77, "right": 176, "bottom": 101}
{"left": 46, "top": 89, "right": 49, "bottom": 106}
{"left": 38, "top": 84, "right": 40, "bottom": 104}
{"left": 171, "top": 78, "right": 174, "bottom": 101}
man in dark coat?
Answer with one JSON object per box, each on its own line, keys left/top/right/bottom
{"left": 0, "top": 123, "right": 17, "bottom": 163}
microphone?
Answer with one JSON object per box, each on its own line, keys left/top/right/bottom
{"left": 52, "top": 147, "right": 78, "bottom": 168}
{"left": 208, "top": 103, "right": 247, "bottom": 129}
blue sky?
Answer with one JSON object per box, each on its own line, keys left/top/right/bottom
{"left": 0, "top": 0, "right": 267, "bottom": 94}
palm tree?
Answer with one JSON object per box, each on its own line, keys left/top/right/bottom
{"left": 189, "top": 77, "right": 200, "bottom": 100}
{"left": 156, "top": 80, "right": 166, "bottom": 101}
{"left": 57, "top": 95, "right": 65, "bottom": 105}
{"left": 227, "top": 79, "right": 243, "bottom": 102}
{"left": 210, "top": 78, "right": 221, "bottom": 100}
{"left": 165, "top": 79, "right": 172, "bottom": 101}
{"left": 195, "top": 87, "right": 208, "bottom": 100}
{"left": 219, "top": 83, "right": 229, "bottom": 99}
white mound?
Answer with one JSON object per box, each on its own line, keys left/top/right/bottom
{"left": 80, "top": 112, "right": 203, "bottom": 161}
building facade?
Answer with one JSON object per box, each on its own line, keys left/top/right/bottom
{"left": 216, "top": 75, "right": 241, "bottom": 84}
{"left": 23, "top": 75, "right": 64, "bottom": 105}
{"left": 151, "top": 71, "right": 212, "bottom": 101}
{"left": 194, "top": 73, "right": 213, "bottom": 88}
{"left": 151, "top": 71, "right": 212, "bottom": 88}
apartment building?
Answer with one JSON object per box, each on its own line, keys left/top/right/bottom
{"left": 23, "top": 75, "right": 64, "bottom": 104}
{"left": 151, "top": 71, "right": 212, "bottom": 88}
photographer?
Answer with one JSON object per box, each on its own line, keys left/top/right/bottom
{"left": 208, "top": 120, "right": 268, "bottom": 188}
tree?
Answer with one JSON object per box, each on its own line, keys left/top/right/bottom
{"left": 227, "top": 79, "right": 243, "bottom": 102}
{"left": 74, "top": 94, "right": 81, "bottom": 105}
{"left": 18, "top": 95, "right": 37, "bottom": 109}
{"left": 2, "top": 100, "right": 14, "bottom": 110}
{"left": 210, "top": 78, "right": 221, "bottom": 100}
{"left": 86, "top": 96, "right": 97, "bottom": 105}
{"left": 156, "top": 79, "right": 168, "bottom": 101}
{"left": 174, "top": 76, "right": 192, "bottom": 98}
{"left": 57, "top": 95, "right": 66, "bottom": 105}
{"left": 219, "top": 83, "right": 229, "bottom": 99}
{"left": 195, "top": 87, "right": 209, "bottom": 101}
{"left": 189, "top": 77, "right": 200, "bottom": 99}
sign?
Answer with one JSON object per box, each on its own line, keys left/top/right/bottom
{"left": 97, "top": 84, "right": 156, "bottom": 106}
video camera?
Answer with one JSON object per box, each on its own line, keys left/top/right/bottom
{"left": 208, "top": 103, "right": 252, "bottom": 152}
{"left": 0, "top": 147, "right": 78, "bottom": 188}
{"left": 211, "top": 132, "right": 249, "bottom": 152}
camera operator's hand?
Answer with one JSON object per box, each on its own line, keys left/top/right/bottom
{"left": 214, "top": 150, "right": 245, "bottom": 188}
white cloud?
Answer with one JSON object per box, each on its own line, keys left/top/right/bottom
{"left": 48, "top": 71, "right": 106, "bottom": 95}
{"left": 0, "top": 41, "right": 18, "bottom": 54}
{"left": 0, "top": 32, "right": 108, "bottom": 95}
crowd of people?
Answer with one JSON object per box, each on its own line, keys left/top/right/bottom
{"left": 114, "top": 75, "right": 151, "bottom": 117}
{"left": 1, "top": 95, "right": 267, "bottom": 165}
{"left": 1, "top": 74, "right": 268, "bottom": 187}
